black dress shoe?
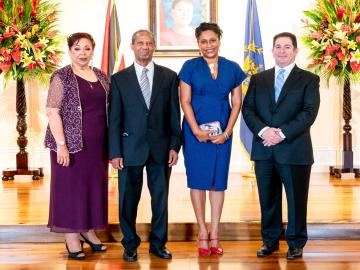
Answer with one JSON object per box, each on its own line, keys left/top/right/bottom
{"left": 123, "top": 249, "right": 137, "bottom": 262}
{"left": 149, "top": 247, "right": 172, "bottom": 259}
{"left": 287, "top": 248, "right": 303, "bottom": 260}
{"left": 257, "top": 244, "right": 279, "bottom": 257}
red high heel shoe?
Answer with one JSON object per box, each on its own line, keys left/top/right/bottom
{"left": 210, "top": 237, "right": 223, "bottom": 255}
{"left": 198, "top": 238, "right": 211, "bottom": 256}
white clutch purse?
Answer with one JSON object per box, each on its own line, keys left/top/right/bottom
{"left": 199, "top": 121, "right": 222, "bottom": 137}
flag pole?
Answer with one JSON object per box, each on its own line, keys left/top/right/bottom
{"left": 240, "top": 0, "right": 264, "bottom": 180}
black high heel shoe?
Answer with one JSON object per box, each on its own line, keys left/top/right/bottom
{"left": 80, "top": 233, "right": 107, "bottom": 252}
{"left": 65, "top": 241, "right": 85, "bottom": 260}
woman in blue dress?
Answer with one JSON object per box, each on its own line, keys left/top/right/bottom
{"left": 179, "top": 22, "right": 246, "bottom": 255}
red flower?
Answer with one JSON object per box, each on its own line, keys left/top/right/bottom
{"left": 327, "top": 58, "right": 338, "bottom": 70}
{"left": 355, "top": 12, "right": 360, "bottom": 23}
{"left": 330, "top": 0, "right": 335, "bottom": 5}
{"left": 3, "top": 30, "right": 15, "bottom": 39}
{"left": 356, "top": 36, "right": 360, "bottom": 43}
{"left": 341, "top": 25, "right": 351, "bottom": 33}
{"left": 36, "top": 59, "right": 45, "bottom": 69}
{"left": 13, "top": 43, "right": 21, "bottom": 51}
{"left": 336, "top": 50, "right": 345, "bottom": 60}
{"left": 310, "top": 32, "right": 323, "bottom": 39}
{"left": 11, "top": 50, "right": 21, "bottom": 63}
{"left": 337, "top": 7, "right": 346, "bottom": 21}
{"left": 17, "top": 5, "right": 24, "bottom": 17}
{"left": 46, "top": 30, "right": 57, "bottom": 37}
{"left": 46, "top": 11, "right": 57, "bottom": 24}
{"left": 0, "top": 36, "right": 3, "bottom": 42}
{"left": 0, "top": 61, "right": 12, "bottom": 72}
{"left": 27, "top": 62, "right": 36, "bottom": 71}
{"left": 11, "top": 25, "right": 19, "bottom": 33}
{"left": 0, "top": 48, "right": 11, "bottom": 61}
{"left": 30, "top": 0, "right": 38, "bottom": 17}
{"left": 0, "top": 0, "right": 4, "bottom": 12}
{"left": 34, "top": 42, "right": 45, "bottom": 49}
{"left": 350, "top": 61, "right": 360, "bottom": 73}
{"left": 49, "top": 53, "right": 59, "bottom": 65}
{"left": 307, "top": 59, "right": 318, "bottom": 68}
{"left": 325, "top": 44, "right": 340, "bottom": 56}
{"left": 325, "top": 46, "right": 332, "bottom": 56}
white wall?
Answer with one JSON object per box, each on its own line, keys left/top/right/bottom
{"left": 0, "top": 0, "right": 359, "bottom": 175}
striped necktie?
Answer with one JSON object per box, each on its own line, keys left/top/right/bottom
{"left": 140, "top": 68, "right": 151, "bottom": 108}
{"left": 274, "top": 68, "right": 285, "bottom": 102}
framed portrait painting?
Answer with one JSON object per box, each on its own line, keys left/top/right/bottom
{"left": 149, "top": 0, "right": 218, "bottom": 57}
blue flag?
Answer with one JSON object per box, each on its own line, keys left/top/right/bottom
{"left": 240, "top": 0, "right": 265, "bottom": 155}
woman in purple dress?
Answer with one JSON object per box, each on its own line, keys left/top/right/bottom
{"left": 45, "top": 33, "right": 109, "bottom": 259}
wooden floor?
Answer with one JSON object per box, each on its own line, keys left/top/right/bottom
{"left": 2, "top": 172, "right": 360, "bottom": 225}
{"left": 2, "top": 172, "right": 360, "bottom": 269}
{"left": 1, "top": 240, "right": 360, "bottom": 269}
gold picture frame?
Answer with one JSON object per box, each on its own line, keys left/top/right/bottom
{"left": 149, "top": 0, "right": 218, "bottom": 57}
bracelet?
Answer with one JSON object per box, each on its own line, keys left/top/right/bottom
{"left": 57, "top": 140, "right": 66, "bottom": 146}
{"left": 223, "top": 131, "right": 230, "bottom": 140}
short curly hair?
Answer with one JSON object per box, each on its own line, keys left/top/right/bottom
{"left": 195, "top": 22, "right": 223, "bottom": 40}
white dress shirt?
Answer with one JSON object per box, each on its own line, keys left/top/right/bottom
{"left": 134, "top": 61, "right": 155, "bottom": 94}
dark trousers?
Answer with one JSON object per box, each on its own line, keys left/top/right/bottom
{"left": 118, "top": 154, "right": 170, "bottom": 251}
{"left": 255, "top": 160, "right": 311, "bottom": 249}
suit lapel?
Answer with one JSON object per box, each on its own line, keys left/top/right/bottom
{"left": 265, "top": 68, "right": 276, "bottom": 110}
{"left": 149, "top": 64, "right": 163, "bottom": 110}
{"left": 128, "top": 64, "right": 149, "bottom": 110}
{"left": 275, "top": 65, "right": 301, "bottom": 107}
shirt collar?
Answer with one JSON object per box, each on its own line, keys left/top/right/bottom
{"left": 134, "top": 61, "right": 154, "bottom": 75}
{"left": 275, "top": 63, "right": 295, "bottom": 75}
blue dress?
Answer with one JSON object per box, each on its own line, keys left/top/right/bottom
{"left": 179, "top": 56, "right": 246, "bottom": 191}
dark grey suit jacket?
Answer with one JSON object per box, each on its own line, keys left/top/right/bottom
{"left": 108, "top": 63, "right": 181, "bottom": 166}
{"left": 242, "top": 65, "right": 320, "bottom": 165}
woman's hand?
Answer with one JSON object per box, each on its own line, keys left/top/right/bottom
{"left": 210, "top": 133, "right": 227, "bottom": 144}
{"left": 57, "top": 145, "right": 70, "bottom": 167}
{"left": 193, "top": 129, "right": 211, "bottom": 142}
{"left": 211, "top": 131, "right": 230, "bottom": 144}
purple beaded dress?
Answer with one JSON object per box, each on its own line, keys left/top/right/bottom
{"left": 48, "top": 75, "right": 108, "bottom": 232}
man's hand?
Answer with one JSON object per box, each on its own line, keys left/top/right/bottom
{"left": 112, "top": 157, "right": 124, "bottom": 170}
{"left": 168, "top": 150, "right": 178, "bottom": 167}
{"left": 262, "top": 127, "right": 284, "bottom": 147}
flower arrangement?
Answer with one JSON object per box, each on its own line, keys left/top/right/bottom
{"left": 302, "top": 0, "right": 360, "bottom": 84}
{"left": 0, "top": 0, "right": 63, "bottom": 83}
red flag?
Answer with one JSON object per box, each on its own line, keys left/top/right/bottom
{"left": 101, "top": 0, "right": 125, "bottom": 77}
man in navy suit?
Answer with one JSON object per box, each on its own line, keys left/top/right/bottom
{"left": 242, "top": 32, "right": 320, "bottom": 260}
{"left": 108, "top": 30, "right": 181, "bottom": 262}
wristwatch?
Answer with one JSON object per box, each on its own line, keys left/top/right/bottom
{"left": 57, "top": 140, "right": 66, "bottom": 146}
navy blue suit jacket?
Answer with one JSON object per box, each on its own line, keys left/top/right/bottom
{"left": 108, "top": 63, "right": 181, "bottom": 166}
{"left": 242, "top": 65, "right": 320, "bottom": 165}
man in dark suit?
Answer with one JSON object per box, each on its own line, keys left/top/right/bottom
{"left": 108, "top": 30, "right": 181, "bottom": 262}
{"left": 242, "top": 32, "right": 320, "bottom": 260}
